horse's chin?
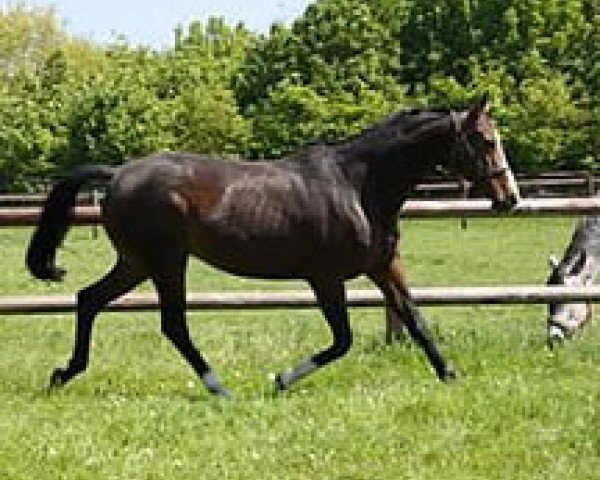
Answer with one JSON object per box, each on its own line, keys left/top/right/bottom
{"left": 491, "top": 196, "right": 519, "bottom": 213}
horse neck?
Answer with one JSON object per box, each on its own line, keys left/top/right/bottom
{"left": 335, "top": 114, "right": 455, "bottom": 217}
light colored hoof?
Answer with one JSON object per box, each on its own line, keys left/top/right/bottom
{"left": 547, "top": 324, "right": 568, "bottom": 349}
{"left": 202, "top": 371, "right": 230, "bottom": 398}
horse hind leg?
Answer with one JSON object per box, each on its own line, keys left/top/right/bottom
{"left": 152, "top": 258, "right": 230, "bottom": 397}
{"left": 50, "top": 258, "right": 148, "bottom": 388}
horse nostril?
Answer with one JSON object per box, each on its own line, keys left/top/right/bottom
{"left": 500, "top": 194, "right": 519, "bottom": 211}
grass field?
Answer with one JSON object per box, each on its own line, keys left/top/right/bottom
{"left": 0, "top": 217, "right": 599, "bottom": 479}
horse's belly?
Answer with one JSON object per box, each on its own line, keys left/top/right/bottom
{"left": 187, "top": 225, "right": 369, "bottom": 280}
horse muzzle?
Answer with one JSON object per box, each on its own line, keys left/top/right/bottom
{"left": 491, "top": 193, "right": 519, "bottom": 213}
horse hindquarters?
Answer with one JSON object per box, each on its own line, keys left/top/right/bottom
{"left": 101, "top": 174, "right": 231, "bottom": 396}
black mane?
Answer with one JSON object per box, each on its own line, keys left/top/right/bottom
{"left": 342, "top": 107, "right": 453, "bottom": 145}
{"left": 285, "top": 106, "right": 454, "bottom": 164}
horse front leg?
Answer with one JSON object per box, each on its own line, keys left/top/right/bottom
{"left": 384, "top": 248, "right": 409, "bottom": 343}
{"left": 369, "top": 258, "right": 456, "bottom": 381}
{"left": 275, "top": 278, "right": 352, "bottom": 391}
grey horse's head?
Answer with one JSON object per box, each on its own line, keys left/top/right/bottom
{"left": 546, "top": 252, "right": 594, "bottom": 347}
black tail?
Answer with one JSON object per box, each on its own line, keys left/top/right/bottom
{"left": 26, "top": 165, "right": 115, "bottom": 281}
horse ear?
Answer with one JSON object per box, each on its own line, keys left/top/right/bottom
{"left": 464, "top": 91, "right": 490, "bottom": 129}
{"left": 572, "top": 251, "right": 588, "bottom": 275}
{"left": 478, "top": 91, "right": 490, "bottom": 111}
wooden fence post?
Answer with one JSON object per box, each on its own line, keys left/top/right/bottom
{"left": 585, "top": 171, "right": 596, "bottom": 196}
{"left": 460, "top": 179, "right": 469, "bottom": 229}
{"left": 91, "top": 189, "right": 100, "bottom": 239}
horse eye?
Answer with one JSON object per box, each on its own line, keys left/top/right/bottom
{"left": 484, "top": 138, "right": 496, "bottom": 149}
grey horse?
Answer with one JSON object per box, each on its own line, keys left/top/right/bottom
{"left": 547, "top": 215, "right": 600, "bottom": 346}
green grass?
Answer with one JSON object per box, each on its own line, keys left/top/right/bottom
{"left": 0, "top": 218, "right": 599, "bottom": 479}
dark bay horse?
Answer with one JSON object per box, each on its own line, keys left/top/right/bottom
{"left": 27, "top": 94, "right": 520, "bottom": 396}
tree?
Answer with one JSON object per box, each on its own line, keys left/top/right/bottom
{"left": 236, "top": 0, "right": 408, "bottom": 158}
{"left": 172, "top": 85, "right": 251, "bottom": 156}
{"left": 249, "top": 83, "right": 403, "bottom": 157}
{"left": 0, "top": 5, "right": 65, "bottom": 78}
{"left": 3, "top": 0, "right": 600, "bottom": 188}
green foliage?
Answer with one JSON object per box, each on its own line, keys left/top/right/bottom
{"left": 237, "top": 0, "right": 408, "bottom": 158}
{"left": 0, "top": 71, "right": 66, "bottom": 188}
{"left": 2, "top": 1, "right": 600, "bottom": 189}
{"left": 61, "top": 75, "right": 174, "bottom": 168}
{"left": 502, "top": 75, "right": 589, "bottom": 171}
{"left": 0, "top": 5, "right": 65, "bottom": 78}
{"left": 384, "top": 0, "right": 599, "bottom": 172}
{"left": 173, "top": 85, "right": 251, "bottom": 156}
{"left": 249, "top": 83, "right": 403, "bottom": 157}
{"left": 0, "top": 9, "right": 252, "bottom": 188}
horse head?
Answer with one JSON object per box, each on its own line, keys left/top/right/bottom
{"left": 448, "top": 93, "right": 521, "bottom": 212}
{"left": 546, "top": 250, "right": 595, "bottom": 347}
